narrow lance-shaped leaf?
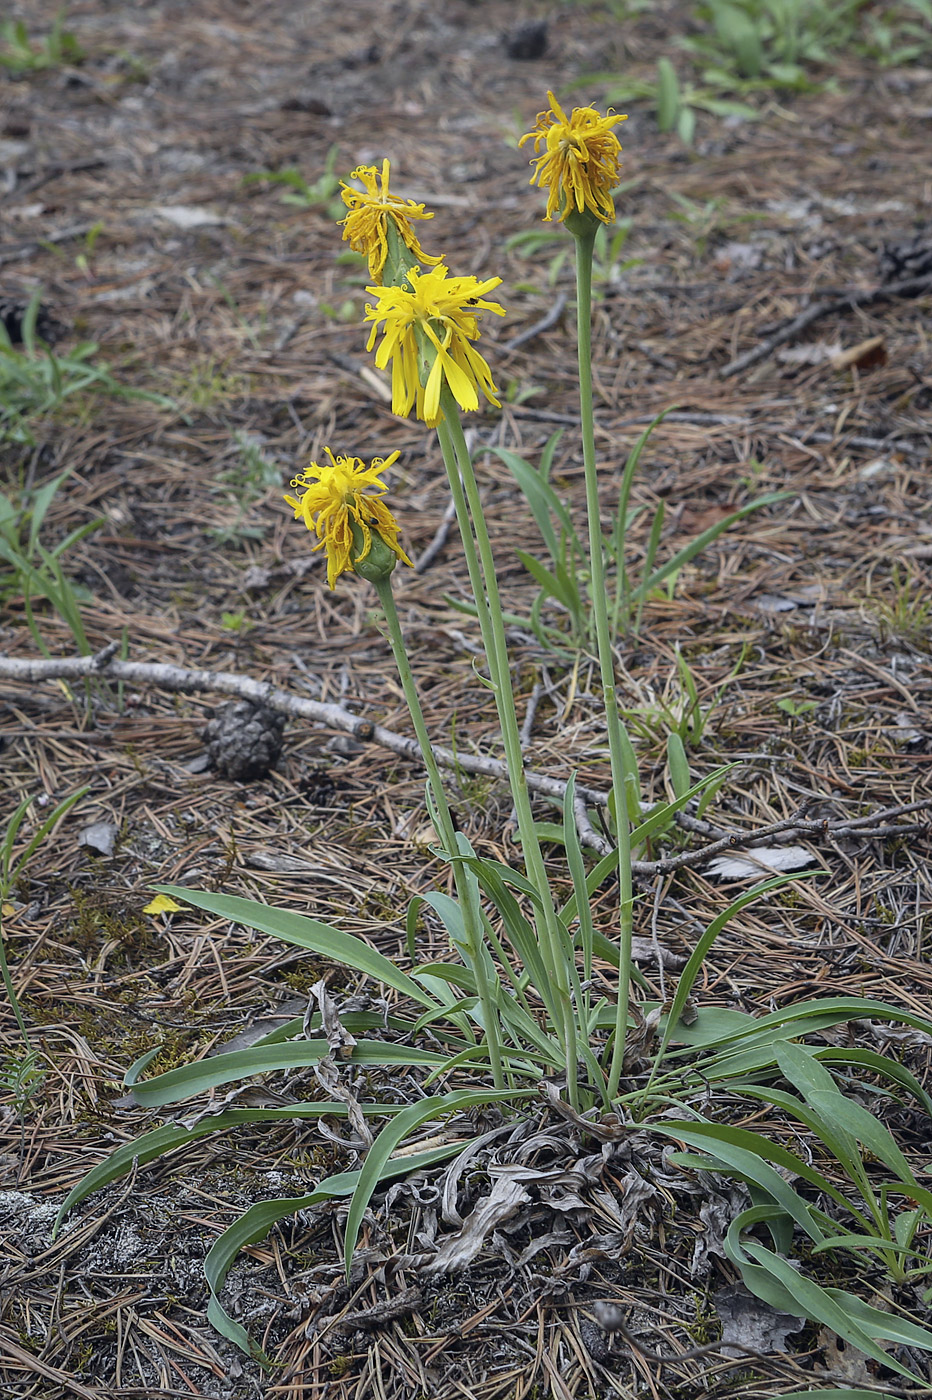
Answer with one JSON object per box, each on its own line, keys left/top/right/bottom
{"left": 205, "top": 1142, "right": 472, "bottom": 1364}
{"left": 343, "top": 1089, "right": 531, "bottom": 1279}
{"left": 130, "top": 1039, "right": 449, "bottom": 1108}
{"left": 152, "top": 886, "right": 439, "bottom": 1009}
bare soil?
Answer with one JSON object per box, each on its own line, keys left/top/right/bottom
{"left": 1, "top": 1, "right": 932, "bottom": 1397}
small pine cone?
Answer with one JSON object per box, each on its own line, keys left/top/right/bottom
{"left": 504, "top": 20, "right": 548, "bottom": 60}
{"left": 0, "top": 297, "right": 66, "bottom": 345}
{"left": 202, "top": 700, "right": 286, "bottom": 781}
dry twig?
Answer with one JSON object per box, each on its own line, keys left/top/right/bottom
{"left": 1, "top": 645, "right": 928, "bottom": 872}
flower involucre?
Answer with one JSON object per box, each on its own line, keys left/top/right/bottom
{"left": 339, "top": 159, "right": 441, "bottom": 283}
{"left": 364, "top": 264, "right": 505, "bottom": 427}
{"left": 285, "top": 448, "right": 412, "bottom": 589}
{"left": 519, "top": 90, "right": 627, "bottom": 225}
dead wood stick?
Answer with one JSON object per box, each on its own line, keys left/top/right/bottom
{"left": 1, "top": 645, "right": 928, "bottom": 868}
{"left": 414, "top": 495, "right": 458, "bottom": 573}
{"left": 609, "top": 411, "right": 928, "bottom": 458}
{"left": 500, "top": 292, "right": 567, "bottom": 354}
{"left": 13, "top": 157, "right": 107, "bottom": 197}
{"left": 720, "top": 272, "right": 932, "bottom": 379}
{"left": 0, "top": 641, "right": 602, "bottom": 812}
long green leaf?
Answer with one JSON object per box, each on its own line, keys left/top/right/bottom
{"left": 653, "top": 1120, "right": 831, "bottom": 1233}
{"left": 413, "top": 961, "right": 478, "bottom": 994}
{"left": 464, "top": 859, "right": 552, "bottom": 1009}
{"left": 671, "top": 996, "right": 932, "bottom": 1059}
{"left": 825, "top": 1286, "right": 932, "bottom": 1350}
{"left": 811, "top": 1090, "right": 920, "bottom": 1188}
{"left": 205, "top": 1141, "right": 470, "bottom": 1363}
{"left": 630, "top": 493, "right": 791, "bottom": 604}
{"left": 693, "top": 1013, "right": 894, "bottom": 1076}
{"left": 634, "top": 502, "right": 665, "bottom": 633}
{"left": 153, "top": 886, "right": 438, "bottom": 1009}
{"left": 775, "top": 1392, "right": 895, "bottom": 1399}
{"left": 657, "top": 57, "right": 680, "bottom": 131}
{"left": 130, "top": 1039, "right": 449, "bottom": 1107}
{"left": 667, "top": 733, "right": 691, "bottom": 800}
{"left": 723, "top": 1204, "right": 815, "bottom": 1313}
{"left": 773, "top": 1045, "right": 863, "bottom": 1178}
{"left": 563, "top": 773, "right": 594, "bottom": 986}
{"left": 344, "top": 1089, "right": 528, "bottom": 1278}
{"left": 650, "top": 875, "right": 806, "bottom": 1077}
{"left": 812, "top": 1230, "right": 931, "bottom": 1262}
{"left": 739, "top": 1241, "right": 923, "bottom": 1381}
{"left": 721, "top": 1084, "right": 874, "bottom": 1228}
{"left": 487, "top": 443, "right": 576, "bottom": 559}
{"left": 628, "top": 764, "right": 735, "bottom": 848}
{"left": 817, "top": 1046, "right": 932, "bottom": 1118}
{"left": 54, "top": 1103, "right": 410, "bottom": 1229}
{"left": 777, "top": 1042, "right": 920, "bottom": 1189}
{"left": 516, "top": 549, "right": 579, "bottom": 613}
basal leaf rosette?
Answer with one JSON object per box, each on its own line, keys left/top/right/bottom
{"left": 285, "top": 448, "right": 412, "bottom": 589}
{"left": 364, "top": 264, "right": 505, "bottom": 427}
{"left": 339, "top": 159, "right": 441, "bottom": 284}
{"left": 520, "top": 90, "right": 627, "bottom": 230}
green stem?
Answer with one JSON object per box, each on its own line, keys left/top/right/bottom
{"left": 0, "top": 901, "right": 32, "bottom": 1052}
{"left": 438, "top": 396, "right": 582, "bottom": 1110}
{"left": 573, "top": 229, "right": 634, "bottom": 1101}
{"left": 371, "top": 574, "right": 505, "bottom": 1091}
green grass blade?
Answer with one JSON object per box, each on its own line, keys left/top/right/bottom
{"left": 657, "top": 57, "right": 680, "bottom": 131}
{"left": 11, "top": 787, "right": 88, "bottom": 878}
{"left": 563, "top": 773, "right": 594, "bottom": 985}
{"left": 666, "top": 733, "right": 691, "bottom": 799}
{"left": 774, "top": 1391, "right": 896, "bottom": 1399}
{"left": 739, "top": 1242, "right": 924, "bottom": 1381}
{"left": 54, "top": 1104, "right": 409, "bottom": 1228}
{"left": 815, "top": 1046, "right": 932, "bottom": 1118}
{"left": 825, "top": 1287, "right": 932, "bottom": 1351}
{"left": 650, "top": 876, "right": 805, "bottom": 1075}
{"left": 1, "top": 795, "right": 36, "bottom": 881}
{"left": 629, "top": 493, "right": 791, "bottom": 604}
{"left": 629, "top": 765, "right": 735, "bottom": 849}
{"left": 653, "top": 1120, "right": 831, "bottom": 1234}
{"left": 634, "top": 502, "right": 665, "bottom": 633}
{"left": 487, "top": 444, "right": 575, "bottom": 556}
{"left": 671, "top": 996, "right": 932, "bottom": 1060}
{"left": 516, "top": 548, "right": 579, "bottom": 612}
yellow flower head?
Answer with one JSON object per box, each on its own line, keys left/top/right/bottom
{"left": 364, "top": 264, "right": 505, "bottom": 427}
{"left": 339, "top": 159, "right": 442, "bottom": 283}
{"left": 519, "top": 90, "right": 627, "bottom": 225}
{"left": 285, "top": 448, "right": 412, "bottom": 589}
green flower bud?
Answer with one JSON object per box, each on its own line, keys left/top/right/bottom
{"left": 563, "top": 207, "right": 603, "bottom": 241}
{"left": 383, "top": 215, "right": 424, "bottom": 290}
{"left": 350, "top": 520, "right": 399, "bottom": 584}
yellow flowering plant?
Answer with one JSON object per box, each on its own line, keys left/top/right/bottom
{"left": 364, "top": 264, "right": 504, "bottom": 425}
{"left": 284, "top": 447, "right": 411, "bottom": 589}
{"left": 58, "top": 101, "right": 932, "bottom": 1378}
{"left": 519, "top": 89, "right": 628, "bottom": 227}
{"left": 338, "top": 159, "right": 441, "bottom": 283}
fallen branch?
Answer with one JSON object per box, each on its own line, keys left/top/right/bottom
{"left": 500, "top": 292, "right": 567, "bottom": 354}
{"left": 0, "top": 639, "right": 602, "bottom": 811}
{"left": 1, "top": 644, "right": 928, "bottom": 872}
{"left": 719, "top": 272, "right": 932, "bottom": 379}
